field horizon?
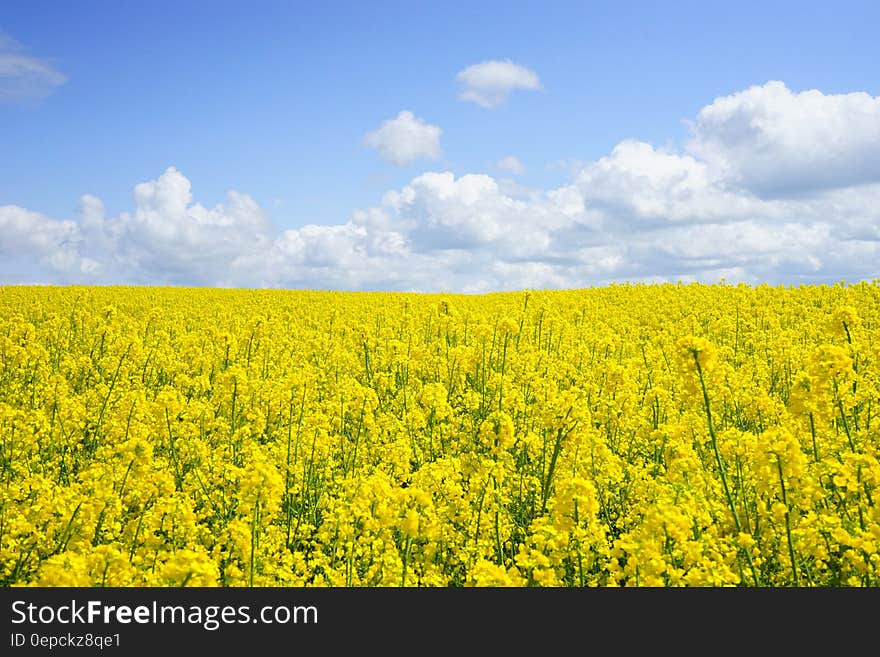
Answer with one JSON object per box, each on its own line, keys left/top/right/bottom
{"left": 3, "top": 278, "right": 878, "bottom": 295}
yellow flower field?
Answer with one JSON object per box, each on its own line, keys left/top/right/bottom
{"left": 1, "top": 283, "right": 878, "bottom": 587}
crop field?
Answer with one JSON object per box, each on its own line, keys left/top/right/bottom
{"left": 1, "top": 284, "right": 878, "bottom": 586}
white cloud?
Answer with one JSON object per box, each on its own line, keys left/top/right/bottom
{"left": 377, "top": 171, "right": 583, "bottom": 259}
{"left": 0, "top": 32, "right": 66, "bottom": 103}
{"left": 686, "top": 81, "right": 880, "bottom": 197}
{"left": 456, "top": 60, "right": 541, "bottom": 108}
{"left": 3, "top": 82, "right": 880, "bottom": 291}
{"left": 0, "top": 167, "right": 274, "bottom": 286}
{"left": 363, "top": 111, "right": 442, "bottom": 166}
{"left": 497, "top": 156, "right": 525, "bottom": 175}
{"left": 109, "top": 167, "right": 274, "bottom": 285}
{"left": 0, "top": 205, "right": 83, "bottom": 274}
{"left": 575, "top": 139, "right": 776, "bottom": 225}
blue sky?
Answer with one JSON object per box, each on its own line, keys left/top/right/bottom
{"left": 2, "top": 1, "right": 879, "bottom": 290}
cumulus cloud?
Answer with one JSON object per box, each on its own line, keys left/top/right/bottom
{"left": 686, "top": 81, "right": 880, "bottom": 197}
{"left": 456, "top": 60, "right": 541, "bottom": 108}
{"left": 3, "top": 82, "right": 880, "bottom": 291}
{"left": 1, "top": 167, "right": 275, "bottom": 286}
{"left": 575, "top": 139, "right": 776, "bottom": 225}
{"left": 74, "top": 167, "right": 272, "bottom": 286}
{"left": 0, "top": 205, "right": 92, "bottom": 280}
{"left": 497, "top": 156, "right": 525, "bottom": 175}
{"left": 0, "top": 32, "right": 66, "bottom": 103}
{"left": 377, "top": 171, "right": 583, "bottom": 257}
{"left": 363, "top": 111, "right": 442, "bottom": 166}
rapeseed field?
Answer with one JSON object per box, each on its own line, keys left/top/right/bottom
{"left": 1, "top": 283, "right": 877, "bottom": 586}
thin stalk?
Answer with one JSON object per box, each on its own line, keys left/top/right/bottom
{"left": 775, "top": 454, "right": 799, "bottom": 586}
{"left": 694, "top": 355, "right": 761, "bottom": 586}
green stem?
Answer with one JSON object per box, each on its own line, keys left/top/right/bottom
{"left": 694, "top": 355, "right": 761, "bottom": 586}
{"left": 694, "top": 356, "right": 740, "bottom": 532}
{"left": 836, "top": 397, "right": 856, "bottom": 452}
{"left": 775, "top": 454, "right": 799, "bottom": 586}
{"left": 401, "top": 536, "right": 411, "bottom": 587}
{"left": 809, "top": 412, "right": 818, "bottom": 462}
{"left": 249, "top": 494, "right": 261, "bottom": 587}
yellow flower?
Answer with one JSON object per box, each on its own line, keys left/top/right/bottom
{"left": 674, "top": 335, "right": 718, "bottom": 374}
{"left": 2, "top": 282, "right": 878, "bottom": 588}
{"left": 478, "top": 411, "right": 516, "bottom": 454}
